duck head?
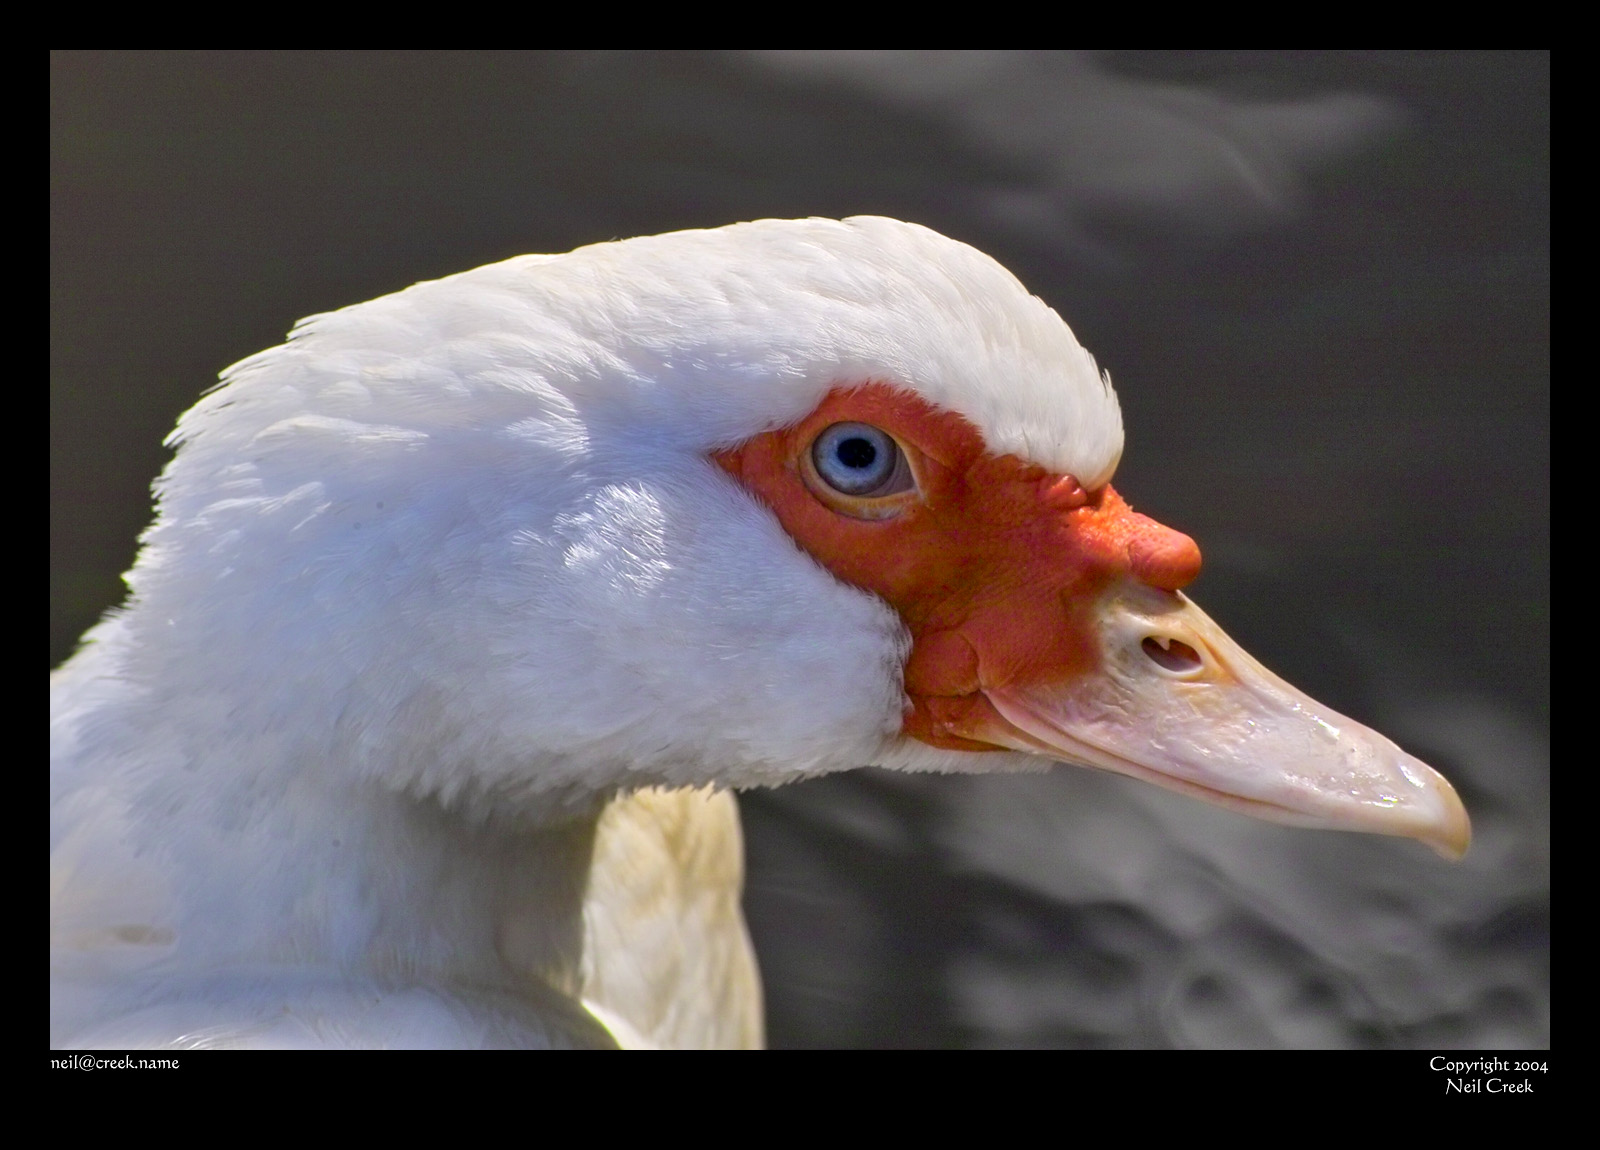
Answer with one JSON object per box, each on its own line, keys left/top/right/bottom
{"left": 122, "top": 216, "right": 1467, "bottom": 856}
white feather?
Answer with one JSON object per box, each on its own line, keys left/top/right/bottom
{"left": 51, "top": 217, "right": 1124, "bottom": 1048}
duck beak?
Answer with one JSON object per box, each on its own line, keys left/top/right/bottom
{"left": 968, "top": 581, "right": 1471, "bottom": 860}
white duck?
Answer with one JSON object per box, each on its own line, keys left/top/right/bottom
{"left": 50, "top": 216, "right": 1469, "bottom": 1049}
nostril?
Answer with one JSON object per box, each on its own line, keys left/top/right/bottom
{"left": 1142, "top": 635, "right": 1203, "bottom": 674}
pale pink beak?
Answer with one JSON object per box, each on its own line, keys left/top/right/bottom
{"left": 975, "top": 582, "right": 1471, "bottom": 860}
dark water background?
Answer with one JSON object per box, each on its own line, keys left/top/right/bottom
{"left": 51, "top": 51, "right": 1548, "bottom": 1048}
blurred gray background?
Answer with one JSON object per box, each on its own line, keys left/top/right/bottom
{"left": 51, "top": 51, "right": 1548, "bottom": 1048}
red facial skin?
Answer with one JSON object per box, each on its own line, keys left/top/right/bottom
{"left": 712, "top": 383, "right": 1202, "bottom": 752}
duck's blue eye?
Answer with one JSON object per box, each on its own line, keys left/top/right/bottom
{"left": 811, "top": 423, "right": 913, "bottom": 498}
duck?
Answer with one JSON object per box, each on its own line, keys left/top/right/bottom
{"left": 50, "top": 216, "right": 1470, "bottom": 1049}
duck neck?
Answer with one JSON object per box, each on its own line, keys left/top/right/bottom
{"left": 499, "top": 786, "right": 765, "bottom": 1049}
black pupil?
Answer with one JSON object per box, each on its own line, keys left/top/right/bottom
{"left": 837, "top": 437, "right": 877, "bottom": 470}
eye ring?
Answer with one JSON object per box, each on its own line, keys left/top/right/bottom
{"left": 810, "top": 423, "right": 914, "bottom": 498}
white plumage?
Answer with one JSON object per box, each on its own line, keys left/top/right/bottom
{"left": 51, "top": 217, "right": 1466, "bottom": 1048}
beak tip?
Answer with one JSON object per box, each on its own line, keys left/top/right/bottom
{"left": 1420, "top": 825, "right": 1471, "bottom": 861}
{"left": 1423, "top": 794, "right": 1473, "bottom": 862}
{"left": 1408, "top": 759, "right": 1472, "bottom": 861}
